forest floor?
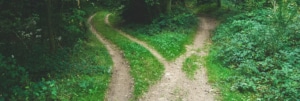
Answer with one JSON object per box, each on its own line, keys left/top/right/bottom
{"left": 89, "top": 13, "right": 218, "bottom": 101}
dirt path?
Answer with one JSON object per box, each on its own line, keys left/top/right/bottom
{"left": 105, "top": 14, "right": 169, "bottom": 68}
{"left": 106, "top": 14, "right": 218, "bottom": 101}
{"left": 88, "top": 14, "right": 133, "bottom": 101}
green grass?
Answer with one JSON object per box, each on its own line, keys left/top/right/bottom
{"left": 55, "top": 31, "right": 113, "bottom": 101}
{"left": 192, "top": 3, "right": 251, "bottom": 99}
{"left": 205, "top": 49, "right": 254, "bottom": 101}
{"left": 182, "top": 54, "right": 202, "bottom": 79}
{"left": 123, "top": 26, "right": 198, "bottom": 61}
{"left": 111, "top": 8, "right": 198, "bottom": 61}
{"left": 92, "top": 11, "right": 164, "bottom": 99}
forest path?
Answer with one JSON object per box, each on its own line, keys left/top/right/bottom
{"left": 88, "top": 14, "right": 133, "bottom": 101}
{"left": 106, "top": 14, "right": 218, "bottom": 101}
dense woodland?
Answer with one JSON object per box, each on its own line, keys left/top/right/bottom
{"left": 0, "top": 0, "right": 299, "bottom": 100}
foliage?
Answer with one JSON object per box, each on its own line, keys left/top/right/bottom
{"left": 205, "top": 50, "right": 254, "bottom": 100}
{"left": 211, "top": 4, "right": 300, "bottom": 100}
{"left": 0, "top": 55, "right": 28, "bottom": 100}
{"left": 122, "top": 7, "right": 198, "bottom": 60}
{"left": 0, "top": 0, "right": 114, "bottom": 100}
{"left": 196, "top": 0, "right": 217, "bottom": 5}
{"left": 149, "top": 7, "right": 198, "bottom": 34}
{"left": 54, "top": 32, "right": 112, "bottom": 101}
{"left": 225, "top": 0, "right": 269, "bottom": 11}
{"left": 0, "top": 29, "right": 113, "bottom": 101}
{"left": 124, "top": 7, "right": 197, "bottom": 35}
{"left": 182, "top": 54, "right": 202, "bottom": 79}
{"left": 92, "top": 12, "right": 164, "bottom": 99}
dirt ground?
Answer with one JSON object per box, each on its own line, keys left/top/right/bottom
{"left": 89, "top": 14, "right": 218, "bottom": 101}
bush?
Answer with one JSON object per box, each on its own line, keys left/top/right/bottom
{"left": 212, "top": 8, "right": 300, "bottom": 100}
{"left": 0, "top": 54, "right": 28, "bottom": 100}
{"left": 120, "top": 7, "right": 198, "bottom": 60}
{"left": 124, "top": 7, "right": 198, "bottom": 36}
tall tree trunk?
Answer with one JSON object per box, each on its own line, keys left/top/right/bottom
{"left": 180, "top": 0, "right": 186, "bottom": 7}
{"left": 217, "top": 0, "right": 221, "bottom": 8}
{"left": 47, "top": 0, "right": 55, "bottom": 52}
{"left": 166, "top": 0, "right": 172, "bottom": 13}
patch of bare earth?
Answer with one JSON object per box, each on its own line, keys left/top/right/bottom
{"left": 106, "top": 14, "right": 219, "bottom": 101}
{"left": 88, "top": 14, "right": 133, "bottom": 101}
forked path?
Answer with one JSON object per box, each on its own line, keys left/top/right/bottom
{"left": 88, "top": 14, "right": 133, "bottom": 101}
{"left": 106, "top": 14, "right": 218, "bottom": 101}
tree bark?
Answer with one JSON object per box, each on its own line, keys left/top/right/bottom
{"left": 180, "top": 0, "right": 186, "bottom": 7}
{"left": 217, "top": 0, "right": 221, "bottom": 8}
{"left": 165, "top": 0, "right": 172, "bottom": 13}
{"left": 47, "top": 0, "right": 55, "bottom": 52}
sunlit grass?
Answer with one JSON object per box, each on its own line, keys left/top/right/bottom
{"left": 122, "top": 26, "right": 197, "bottom": 61}
{"left": 92, "top": 11, "right": 164, "bottom": 99}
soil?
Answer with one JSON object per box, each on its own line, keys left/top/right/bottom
{"left": 89, "top": 13, "right": 218, "bottom": 101}
{"left": 138, "top": 17, "right": 218, "bottom": 101}
{"left": 88, "top": 14, "right": 133, "bottom": 101}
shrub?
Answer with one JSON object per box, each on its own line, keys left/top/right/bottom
{"left": 212, "top": 8, "right": 300, "bottom": 100}
{"left": 124, "top": 7, "right": 198, "bottom": 36}
{"left": 0, "top": 54, "right": 29, "bottom": 100}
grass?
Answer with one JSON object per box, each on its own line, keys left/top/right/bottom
{"left": 92, "top": 11, "right": 164, "bottom": 99}
{"left": 200, "top": 2, "right": 257, "bottom": 100}
{"left": 182, "top": 54, "right": 202, "bottom": 79}
{"left": 205, "top": 49, "right": 254, "bottom": 101}
{"left": 121, "top": 25, "right": 198, "bottom": 61}
{"left": 55, "top": 31, "right": 113, "bottom": 100}
{"left": 114, "top": 9, "right": 198, "bottom": 61}
{"left": 135, "top": 31, "right": 197, "bottom": 61}
{"left": 107, "top": 1, "right": 203, "bottom": 61}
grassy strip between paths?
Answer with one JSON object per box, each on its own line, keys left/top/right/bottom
{"left": 126, "top": 30, "right": 198, "bottom": 61}
{"left": 112, "top": 11, "right": 198, "bottom": 61}
{"left": 56, "top": 31, "right": 113, "bottom": 100}
{"left": 182, "top": 54, "right": 203, "bottom": 79}
{"left": 205, "top": 50, "right": 255, "bottom": 101}
{"left": 92, "top": 11, "right": 164, "bottom": 100}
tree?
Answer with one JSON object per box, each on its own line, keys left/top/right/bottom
{"left": 120, "top": 0, "right": 191, "bottom": 23}
{"left": 217, "top": 0, "right": 221, "bottom": 7}
{"left": 46, "top": 0, "right": 56, "bottom": 52}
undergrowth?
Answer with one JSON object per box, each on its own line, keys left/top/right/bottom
{"left": 0, "top": 31, "right": 113, "bottom": 100}
{"left": 55, "top": 32, "right": 113, "bottom": 100}
{"left": 205, "top": 50, "right": 254, "bottom": 101}
{"left": 121, "top": 7, "right": 198, "bottom": 61}
{"left": 92, "top": 11, "right": 164, "bottom": 99}
{"left": 210, "top": 7, "right": 300, "bottom": 100}
{"left": 127, "top": 32, "right": 196, "bottom": 61}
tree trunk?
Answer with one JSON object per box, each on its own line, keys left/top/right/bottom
{"left": 217, "top": 0, "right": 221, "bottom": 8}
{"left": 47, "top": 0, "right": 55, "bottom": 52}
{"left": 166, "top": 0, "right": 172, "bottom": 13}
{"left": 180, "top": 0, "right": 186, "bottom": 7}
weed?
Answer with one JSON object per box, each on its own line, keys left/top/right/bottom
{"left": 205, "top": 49, "right": 254, "bottom": 101}
{"left": 182, "top": 54, "right": 202, "bottom": 79}
{"left": 172, "top": 88, "right": 186, "bottom": 101}
{"left": 120, "top": 7, "right": 198, "bottom": 61}
{"left": 210, "top": 7, "right": 300, "bottom": 100}
{"left": 92, "top": 11, "right": 164, "bottom": 99}
{"left": 54, "top": 31, "right": 113, "bottom": 100}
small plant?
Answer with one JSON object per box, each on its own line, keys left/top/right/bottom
{"left": 120, "top": 7, "right": 198, "bottom": 61}
{"left": 182, "top": 54, "right": 202, "bottom": 79}
{"left": 210, "top": 7, "right": 300, "bottom": 100}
